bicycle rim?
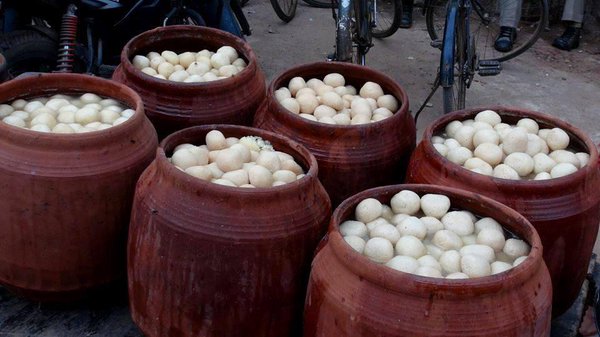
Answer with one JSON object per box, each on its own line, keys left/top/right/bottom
{"left": 441, "top": 8, "right": 467, "bottom": 113}
{"left": 302, "top": 0, "right": 335, "bottom": 8}
{"left": 371, "top": 0, "right": 402, "bottom": 38}
{"left": 425, "top": 0, "right": 547, "bottom": 62}
{"left": 271, "top": 0, "right": 298, "bottom": 22}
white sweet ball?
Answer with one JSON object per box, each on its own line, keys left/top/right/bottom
{"left": 420, "top": 194, "right": 451, "bottom": 219}
{"left": 550, "top": 163, "right": 578, "bottom": 178}
{"left": 439, "top": 250, "right": 461, "bottom": 274}
{"left": 474, "top": 143, "right": 503, "bottom": 166}
{"left": 157, "top": 62, "right": 175, "bottom": 78}
{"left": 219, "top": 65, "right": 239, "bottom": 78}
{"left": 513, "top": 256, "right": 528, "bottom": 266}
{"left": 534, "top": 172, "right": 552, "bottom": 180}
{"left": 441, "top": 211, "right": 474, "bottom": 236}
{"left": 222, "top": 169, "right": 249, "bottom": 186}
{"left": 395, "top": 235, "right": 427, "bottom": 259}
{"left": 502, "top": 127, "right": 529, "bottom": 154}
{"left": 444, "top": 138, "right": 461, "bottom": 149}
{"left": 288, "top": 77, "right": 307, "bottom": 96}
{"left": 517, "top": 118, "right": 539, "bottom": 134}
{"left": 433, "top": 143, "right": 449, "bottom": 157}
{"left": 323, "top": 73, "right": 345, "bottom": 87}
{"left": 445, "top": 120, "right": 463, "bottom": 138}
{"left": 52, "top": 123, "right": 75, "bottom": 133}
{"left": 332, "top": 113, "right": 351, "bottom": 125}
{"left": 526, "top": 134, "right": 547, "bottom": 156}
{"left": 210, "top": 52, "right": 231, "bottom": 69}
{"left": 503, "top": 152, "right": 534, "bottom": 177}
{"left": 279, "top": 98, "right": 300, "bottom": 114}
{"left": 185, "top": 165, "right": 213, "bottom": 180}
{"left": 446, "top": 272, "right": 469, "bottom": 279}
{"left": 385, "top": 256, "right": 419, "bottom": 273}
{"left": 351, "top": 114, "right": 372, "bottom": 125}
{"left": 367, "top": 218, "right": 391, "bottom": 231}
{"left": 216, "top": 148, "right": 244, "bottom": 172}
{"left": 340, "top": 220, "right": 368, "bottom": 239}
{"left": 491, "top": 261, "right": 513, "bottom": 274}
{"left": 381, "top": 205, "right": 394, "bottom": 221}
{"left": 464, "top": 158, "right": 493, "bottom": 176}
{"left": 476, "top": 228, "right": 506, "bottom": 252}
{"left": 321, "top": 92, "right": 344, "bottom": 111}
{"left": 533, "top": 153, "right": 557, "bottom": 174}
{"left": 418, "top": 255, "right": 442, "bottom": 271}
{"left": 275, "top": 87, "right": 292, "bottom": 102}
{"left": 503, "top": 238, "right": 530, "bottom": 259}
{"left": 359, "top": 81, "right": 384, "bottom": 99}
{"left": 300, "top": 113, "right": 317, "bottom": 121}
{"left": 161, "top": 50, "right": 179, "bottom": 65}
{"left": 549, "top": 150, "right": 580, "bottom": 168}
{"left": 3, "top": 116, "right": 26, "bottom": 128}
{"left": 216, "top": 46, "right": 239, "bottom": 63}
{"left": 425, "top": 243, "right": 444, "bottom": 259}
{"left": 206, "top": 130, "right": 227, "bottom": 150}
{"left": 187, "top": 61, "right": 210, "bottom": 76}
{"left": 356, "top": 198, "right": 383, "bottom": 223}
{"left": 313, "top": 105, "right": 337, "bottom": 120}
{"left": 23, "top": 101, "right": 44, "bottom": 113}
{"left": 537, "top": 128, "right": 551, "bottom": 141}
{"left": 461, "top": 254, "right": 491, "bottom": 277}
{"left": 370, "top": 224, "right": 401, "bottom": 244}
{"left": 396, "top": 217, "right": 427, "bottom": 240}
{"left": 461, "top": 235, "right": 477, "bottom": 246}
{"left": 473, "top": 129, "right": 500, "bottom": 147}
{"left": 0, "top": 104, "right": 14, "bottom": 117}
{"left": 432, "top": 136, "right": 445, "bottom": 144}
{"left": 454, "top": 126, "right": 476, "bottom": 149}
{"left": 306, "top": 78, "right": 324, "bottom": 90}
{"left": 421, "top": 217, "right": 444, "bottom": 237}
{"left": 474, "top": 217, "right": 503, "bottom": 234}
{"left": 377, "top": 95, "right": 398, "bottom": 112}
{"left": 364, "top": 237, "right": 394, "bottom": 263}
{"left": 415, "top": 266, "right": 443, "bottom": 278}
{"left": 256, "top": 151, "right": 281, "bottom": 172}
{"left": 344, "top": 235, "right": 366, "bottom": 254}
{"left": 272, "top": 170, "right": 297, "bottom": 183}
{"left": 172, "top": 149, "right": 198, "bottom": 170}
{"left": 30, "top": 124, "right": 51, "bottom": 132}
{"left": 390, "top": 214, "right": 410, "bottom": 226}
{"left": 168, "top": 70, "right": 189, "bottom": 82}
{"left": 390, "top": 190, "right": 421, "bottom": 215}
{"left": 474, "top": 110, "right": 501, "bottom": 126}
{"left": 493, "top": 164, "right": 520, "bottom": 180}
{"left": 447, "top": 147, "right": 473, "bottom": 165}
{"left": 297, "top": 95, "right": 319, "bottom": 114}
{"left": 132, "top": 55, "right": 150, "bottom": 69}
{"left": 248, "top": 165, "right": 274, "bottom": 188}
{"left": 432, "top": 230, "right": 463, "bottom": 250}
{"left": 545, "top": 128, "right": 570, "bottom": 151}
{"left": 576, "top": 152, "right": 590, "bottom": 167}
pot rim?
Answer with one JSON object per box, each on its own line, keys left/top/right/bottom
{"left": 0, "top": 73, "right": 145, "bottom": 147}
{"left": 119, "top": 25, "right": 258, "bottom": 90}
{"left": 157, "top": 124, "right": 321, "bottom": 194}
{"left": 267, "top": 61, "right": 411, "bottom": 130}
{"left": 421, "top": 106, "right": 599, "bottom": 187}
{"left": 327, "top": 183, "right": 546, "bottom": 297}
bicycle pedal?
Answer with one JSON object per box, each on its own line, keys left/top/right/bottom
{"left": 477, "top": 60, "right": 502, "bottom": 76}
{"left": 430, "top": 39, "right": 442, "bottom": 49}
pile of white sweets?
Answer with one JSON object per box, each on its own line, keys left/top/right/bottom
{"left": 341, "top": 191, "right": 530, "bottom": 279}
{"left": 274, "top": 73, "right": 398, "bottom": 125}
{"left": 169, "top": 130, "right": 305, "bottom": 187}
{"left": 132, "top": 46, "right": 247, "bottom": 83}
{"left": 1, "top": 94, "right": 133, "bottom": 133}
{"left": 434, "top": 110, "right": 590, "bottom": 180}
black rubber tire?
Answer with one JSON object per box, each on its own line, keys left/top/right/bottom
{"left": 302, "top": 0, "right": 335, "bottom": 8}
{"left": 425, "top": 0, "right": 547, "bottom": 62}
{"left": 371, "top": 0, "right": 402, "bottom": 38}
{"left": 0, "top": 29, "right": 57, "bottom": 78}
{"left": 441, "top": 9, "right": 467, "bottom": 113}
{"left": 271, "top": 0, "right": 298, "bottom": 22}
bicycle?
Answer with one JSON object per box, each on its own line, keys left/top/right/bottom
{"left": 416, "top": 0, "right": 548, "bottom": 117}
{"left": 271, "top": 0, "right": 298, "bottom": 22}
{"left": 328, "top": 0, "right": 402, "bottom": 64}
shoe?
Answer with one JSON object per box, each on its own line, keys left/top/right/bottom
{"left": 399, "top": 0, "right": 413, "bottom": 28}
{"left": 494, "top": 26, "right": 517, "bottom": 52}
{"left": 552, "top": 26, "right": 581, "bottom": 51}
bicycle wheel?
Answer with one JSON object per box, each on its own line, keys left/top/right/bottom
{"left": 440, "top": 5, "right": 468, "bottom": 113}
{"left": 335, "top": 0, "right": 354, "bottom": 62}
{"left": 271, "top": 0, "right": 298, "bottom": 22}
{"left": 302, "top": 0, "right": 335, "bottom": 8}
{"left": 371, "top": 0, "right": 402, "bottom": 38}
{"left": 425, "top": 0, "right": 547, "bottom": 62}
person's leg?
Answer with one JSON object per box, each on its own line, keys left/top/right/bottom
{"left": 495, "top": 0, "right": 522, "bottom": 52}
{"left": 553, "top": 0, "right": 585, "bottom": 50}
{"left": 399, "top": 0, "right": 414, "bottom": 28}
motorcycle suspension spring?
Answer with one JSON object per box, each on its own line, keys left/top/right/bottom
{"left": 56, "top": 4, "right": 78, "bottom": 73}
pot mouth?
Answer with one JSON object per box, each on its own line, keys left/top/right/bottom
{"left": 120, "top": 25, "right": 256, "bottom": 89}
{"left": 0, "top": 73, "right": 145, "bottom": 146}
{"left": 156, "top": 124, "right": 320, "bottom": 194}
{"left": 327, "top": 183, "right": 545, "bottom": 298}
{"left": 267, "top": 61, "right": 411, "bottom": 130}
{"left": 422, "top": 106, "right": 598, "bottom": 187}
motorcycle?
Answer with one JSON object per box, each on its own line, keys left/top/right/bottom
{"left": 0, "top": 0, "right": 250, "bottom": 78}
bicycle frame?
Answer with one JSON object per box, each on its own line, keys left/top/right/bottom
{"left": 439, "top": 0, "right": 470, "bottom": 89}
{"left": 332, "top": 0, "right": 373, "bottom": 64}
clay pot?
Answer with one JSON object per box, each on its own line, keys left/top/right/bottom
{"left": 254, "top": 62, "right": 416, "bottom": 206}
{"left": 0, "top": 73, "right": 158, "bottom": 301}
{"left": 304, "top": 184, "right": 552, "bottom": 337}
{"left": 406, "top": 106, "right": 600, "bottom": 316}
{"left": 112, "top": 25, "right": 266, "bottom": 138}
{"left": 128, "top": 124, "right": 331, "bottom": 337}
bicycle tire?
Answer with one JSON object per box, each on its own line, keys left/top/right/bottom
{"left": 0, "top": 29, "right": 58, "bottom": 78}
{"left": 425, "top": 0, "right": 547, "bottom": 62}
{"left": 302, "top": 0, "right": 335, "bottom": 8}
{"left": 371, "top": 0, "right": 402, "bottom": 38}
{"left": 440, "top": 4, "right": 467, "bottom": 113}
{"left": 271, "top": 0, "right": 298, "bottom": 23}
{"left": 335, "top": 0, "right": 354, "bottom": 62}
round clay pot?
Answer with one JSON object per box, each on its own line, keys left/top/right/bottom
{"left": 406, "top": 106, "right": 599, "bottom": 316}
{"left": 254, "top": 61, "right": 416, "bottom": 206}
{"left": 128, "top": 124, "right": 331, "bottom": 337}
{"left": 304, "top": 184, "right": 552, "bottom": 337}
{"left": 113, "top": 25, "right": 266, "bottom": 138}
{"left": 0, "top": 73, "right": 158, "bottom": 301}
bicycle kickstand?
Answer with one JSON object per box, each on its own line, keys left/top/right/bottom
{"left": 414, "top": 73, "right": 441, "bottom": 123}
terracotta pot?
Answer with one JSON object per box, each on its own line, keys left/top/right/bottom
{"left": 406, "top": 106, "right": 600, "bottom": 316}
{"left": 304, "top": 184, "right": 552, "bottom": 337}
{"left": 128, "top": 124, "right": 331, "bottom": 337}
{"left": 0, "top": 73, "right": 158, "bottom": 301}
{"left": 254, "top": 62, "right": 416, "bottom": 206}
{"left": 112, "top": 25, "right": 266, "bottom": 138}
